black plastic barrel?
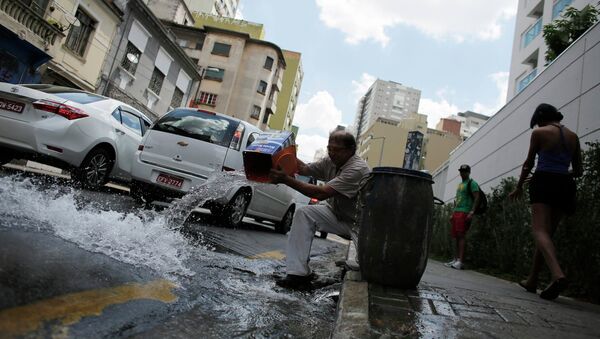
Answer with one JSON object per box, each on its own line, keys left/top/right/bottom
{"left": 357, "top": 167, "right": 434, "bottom": 288}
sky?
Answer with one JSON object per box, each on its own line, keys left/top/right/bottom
{"left": 240, "top": 0, "right": 519, "bottom": 161}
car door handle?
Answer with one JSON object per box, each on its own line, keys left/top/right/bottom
{"left": 115, "top": 128, "right": 125, "bottom": 135}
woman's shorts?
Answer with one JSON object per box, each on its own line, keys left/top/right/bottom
{"left": 529, "top": 171, "right": 576, "bottom": 215}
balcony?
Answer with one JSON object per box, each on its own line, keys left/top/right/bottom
{"left": 517, "top": 68, "right": 538, "bottom": 93}
{"left": 0, "top": 0, "right": 64, "bottom": 47}
{"left": 522, "top": 17, "right": 542, "bottom": 48}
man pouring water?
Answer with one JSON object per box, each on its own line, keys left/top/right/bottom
{"left": 269, "top": 131, "right": 370, "bottom": 290}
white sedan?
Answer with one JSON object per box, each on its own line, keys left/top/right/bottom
{"left": 0, "top": 83, "right": 152, "bottom": 189}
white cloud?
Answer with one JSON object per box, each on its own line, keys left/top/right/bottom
{"left": 352, "top": 73, "right": 376, "bottom": 101}
{"left": 296, "top": 134, "right": 328, "bottom": 162}
{"left": 315, "top": 0, "right": 518, "bottom": 46}
{"left": 293, "top": 91, "right": 343, "bottom": 134}
{"left": 419, "top": 97, "right": 462, "bottom": 129}
{"left": 472, "top": 71, "right": 509, "bottom": 115}
{"left": 292, "top": 91, "right": 343, "bottom": 162}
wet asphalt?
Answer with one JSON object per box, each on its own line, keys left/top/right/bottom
{"left": 0, "top": 167, "right": 348, "bottom": 338}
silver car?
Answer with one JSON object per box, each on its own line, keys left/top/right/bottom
{"left": 129, "top": 108, "right": 297, "bottom": 232}
{"left": 0, "top": 83, "right": 152, "bottom": 189}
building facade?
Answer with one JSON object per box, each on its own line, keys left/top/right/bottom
{"left": 97, "top": 0, "right": 200, "bottom": 120}
{"left": 184, "top": 0, "right": 239, "bottom": 18}
{"left": 435, "top": 118, "right": 462, "bottom": 137}
{"left": 165, "top": 21, "right": 285, "bottom": 130}
{"left": 433, "top": 21, "right": 600, "bottom": 203}
{"left": 357, "top": 114, "right": 428, "bottom": 168}
{"left": 422, "top": 128, "right": 463, "bottom": 173}
{"left": 354, "top": 79, "right": 421, "bottom": 143}
{"left": 269, "top": 50, "right": 303, "bottom": 131}
{"left": 0, "top": 0, "right": 122, "bottom": 89}
{"left": 507, "top": 0, "right": 595, "bottom": 99}
{"left": 146, "top": 0, "right": 195, "bottom": 26}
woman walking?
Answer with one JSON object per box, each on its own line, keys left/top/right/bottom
{"left": 509, "top": 103, "right": 583, "bottom": 300}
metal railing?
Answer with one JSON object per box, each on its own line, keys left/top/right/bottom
{"left": 522, "top": 17, "right": 542, "bottom": 48}
{"left": 0, "top": 0, "right": 64, "bottom": 45}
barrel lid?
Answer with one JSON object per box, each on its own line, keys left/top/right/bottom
{"left": 371, "top": 167, "right": 433, "bottom": 182}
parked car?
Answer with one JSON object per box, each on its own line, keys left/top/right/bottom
{"left": 0, "top": 83, "right": 152, "bottom": 189}
{"left": 129, "top": 108, "right": 296, "bottom": 233}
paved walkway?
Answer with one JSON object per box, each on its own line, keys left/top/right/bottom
{"left": 334, "top": 245, "right": 600, "bottom": 338}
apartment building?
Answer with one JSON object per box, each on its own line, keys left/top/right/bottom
{"left": 357, "top": 114, "right": 428, "bottom": 168}
{"left": 269, "top": 50, "right": 303, "bottom": 131}
{"left": 164, "top": 21, "right": 285, "bottom": 130}
{"left": 97, "top": 0, "right": 200, "bottom": 120}
{"left": 184, "top": 0, "right": 239, "bottom": 18}
{"left": 354, "top": 79, "right": 421, "bottom": 143}
{"left": 146, "top": 0, "right": 195, "bottom": 26}
{"left": 507, "top": 0, "right": 596, "bottom": 99}
{"left": 0, "top": 0, "right": 122, "bottom": 91}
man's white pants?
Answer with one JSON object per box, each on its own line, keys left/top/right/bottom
{"left": 286, "top": 204, "right": 352, "bottom": 276}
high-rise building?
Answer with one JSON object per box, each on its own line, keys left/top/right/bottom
{"left": 507, "top": 0, "right": 595, "bottom": 99}
{"left": 269, "top": 50, "right": 303, "bottom": 131}
{"left": 184, "top": 0, "right": 240, "bottom": 18}
{"left": 354, "top": 79, "right": 421, "bottom": 143}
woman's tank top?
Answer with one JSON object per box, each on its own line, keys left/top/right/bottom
{"left": 536, "top": 124, "right": 572, "bottom": 174}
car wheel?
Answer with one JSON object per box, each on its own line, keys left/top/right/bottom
{"left": 0, "top": 148, "right": 13, "bottom": 165}
{"left": 219, "top": 191, "right": 250, "bottom": 228}
{"left": 75, "top": 147, "right": 114, "bottom": 190}
{"left": 318, "top": 231, "right": 328, "bottom": 239}
{"left": 275, "top": 207, "right": 294, "bottom": 234}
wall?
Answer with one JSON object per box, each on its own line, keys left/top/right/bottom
{"left": 423, "top": 129, "right": 463, "bottom": 173}
{"left": 270, "top": 50, "right": 302, "bottom": 131}
{"left": 434, "top": 22, "right": 600, "bottom": 202}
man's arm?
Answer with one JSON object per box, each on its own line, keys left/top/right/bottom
{"left": 270, "top": 168, "right": 337, "bottom": 200}
{"left": 296, "top": 159, "right": 311, "bottom": 176}
{"left": 469, "top": 190, "right": 480, "bottom": 218}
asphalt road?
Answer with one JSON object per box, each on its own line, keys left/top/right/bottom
{"left": 0, "top": 164, "right": 348, "bottom": 338}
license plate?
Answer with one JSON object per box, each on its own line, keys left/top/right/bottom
{"left": 0, "top": 98, "right": 25, "bottom": 113}
{"left": 156, "top": 173, "right": 184, "bottom": 188}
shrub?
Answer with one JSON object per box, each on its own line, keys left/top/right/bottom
{"left": 430, "top": 142, "right": 600, "bottom": 303}
{"left": 543, "top": 5, "right": 599, "bottom": 63}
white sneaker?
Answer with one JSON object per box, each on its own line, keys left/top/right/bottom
{"left": 444, "top": 259, "right": 457, "bottom": 267}
{"left": 451, "top": 260, "right": 464, "bottom": 270}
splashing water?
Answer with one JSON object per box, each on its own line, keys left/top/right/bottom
{"left": 0, "top": 175, "right": 195, "bottom": 278}
{"left": 164, "top": 170, "right": 251, "bottom": 229}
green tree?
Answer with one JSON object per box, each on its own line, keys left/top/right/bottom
{"left": 543, "top": 5, "right": 599, "bottom": 63}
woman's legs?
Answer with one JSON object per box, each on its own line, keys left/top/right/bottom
{"left": 530, "top": 203, "right": 565, "bottom": 281}
{"left": 524, "top": 205, "right": 563, "bottom": 285}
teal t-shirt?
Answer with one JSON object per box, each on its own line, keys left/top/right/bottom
{"left": 454, "top": 179, "right": 480, "bottom": 212}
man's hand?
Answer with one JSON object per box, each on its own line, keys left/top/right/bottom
{"left": 466, "top": 211, "right": 474, "bottom": 220}
{"left": 269, "top": 167, "right": 289, "bottom": 184}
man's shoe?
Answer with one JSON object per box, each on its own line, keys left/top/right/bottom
{"left": 275, "top": 273, "right": 316, "bottom": 290}
{"left": 451, "top": 260, "right": 464, "bottom": 270}
{"left": 444, "top": 259, "right": 457, "bottom": 267}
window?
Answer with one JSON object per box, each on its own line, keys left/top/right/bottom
{"left": 24, "top": 0, "right": 49, "bottom": 16}
{"left": 246, "top": 132, "right": 259, "bottom": 147}
{"left": 204, "top": 67, "right": 225, "bottom": 81}
{"left": 149, "top": 67, "right": 165, "bottom": 95}
{"left": 195, "top": 35, "right": 206, "bottom": 50}
{"left": 211, "top": 42, "right": 231, "bottom": 57}
{"left": 177, "top": 39, "right": 187, "bottom": 48}
{"left": 65, "top": 8, "right": 96, "bottom": 56}
{"left": 121, "top": 42, "right": 142, "bottom": 75}
{"left": 152, "top": 108, "right": 238, "bottom": 147}
{"left": 196, "top": 91, "right": 217, "bottom": 106}
{"left": 517, "top": 68, "right": 538, "bottom": 93}
{"left": 552, "top": 0, "right": 572, "bottom": 19}
{"left": 250, "top": 105, "right": 261, "bottom": 120}
{"left": 264, "top": 56, "right": 274, "bottom": 70}
{"left": 171, "top": 88, "right": 184, "bottom": 108}
{"left": 190, "top": 57, "right": 199, "bottom": 65}
{"left": 121, "top": 110, "right": 143, "bottom": 136}
{"left": 257, "top": 80, "right": 268, "bottom": 95}
{"left": 262, "top": 111, "right": 270, "bottom": 124}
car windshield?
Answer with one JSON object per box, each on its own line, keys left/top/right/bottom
{"left": 22, "top": 84, "right": 107, "bottom": 104}
{"left": 152, "top": 109, "right": 239, "bottom": 147}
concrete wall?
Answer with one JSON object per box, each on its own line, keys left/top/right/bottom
{"left": 434, "top": 21, "right": 600, "bottom": 203}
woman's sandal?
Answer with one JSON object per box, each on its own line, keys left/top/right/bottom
{"left": 518, "top": 280, "right": 537, "bottom": 293}
{"left": 540, "top": 277, "right": 569, "bottom": 300}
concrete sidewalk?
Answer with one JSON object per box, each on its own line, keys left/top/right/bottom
{"left": 333, "top": 244, "right": 600, "bottom": 338}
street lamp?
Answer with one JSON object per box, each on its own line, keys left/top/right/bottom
{"left": 192, "top": 66, "right": 220, "bottom": 107}
{"left": 368, "top": 134, "right": 386, "bottom": 166}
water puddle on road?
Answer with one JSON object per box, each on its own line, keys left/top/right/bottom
{"left": 0, "top": 173, "right": 341, "bottom": 338}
